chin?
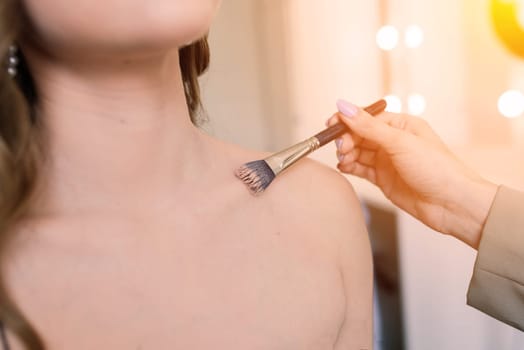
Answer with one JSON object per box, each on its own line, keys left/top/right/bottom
{"left": 24, "top": 0, "right": 221, "bottom": 56}
{"left": 136, "top": 0, "right": 220, "bottom": 46}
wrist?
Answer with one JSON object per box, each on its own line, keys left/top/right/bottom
{"left": 444, "top": 177, "right": 498, "bottom": 249}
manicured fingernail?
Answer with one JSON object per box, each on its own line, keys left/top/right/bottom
{"left": 335, "top": 138, "right": 343, "bottom": 149}
{"left": 337, "top": 152, "right": 345, "bottom": 162}
{"left": 337, "top": 99, "right": 359, "bottom": 118}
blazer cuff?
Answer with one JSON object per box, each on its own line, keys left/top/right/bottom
{"left": 467, "top": 185, "right": 524, "bottom": 331}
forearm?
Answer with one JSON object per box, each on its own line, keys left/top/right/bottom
{"left": 444, "top": 177, "right": 498, "bottom": 249}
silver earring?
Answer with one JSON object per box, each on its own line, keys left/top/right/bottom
{"left": 6, "top": 45, "right": 19, "bottom": 78}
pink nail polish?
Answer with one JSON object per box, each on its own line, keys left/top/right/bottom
{"left": 335, "top": 138, "right": 343, "bottom": 149}
{"left": 337, "top": 99, "right": 359, "bottom": 118}
{"left": 337, "top": 152, "right": 345, "bottom": 162}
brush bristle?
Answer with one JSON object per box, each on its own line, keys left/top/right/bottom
{"left": 235, "top": 160, "right": 276, "bottom": 195}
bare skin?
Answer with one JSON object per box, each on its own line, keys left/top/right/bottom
{"left": 2, "top": 1, "right": 373, "bottom": 349}
{"left": 5, "top": 140, "right": 373, "bottom": 350}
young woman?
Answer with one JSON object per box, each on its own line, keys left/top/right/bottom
{"left": 0, "top": 0, "right": 373, "bottom": 348}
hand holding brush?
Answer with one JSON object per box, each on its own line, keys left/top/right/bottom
{"left": 235, "top": 99, "right": 387, "bottom": 195}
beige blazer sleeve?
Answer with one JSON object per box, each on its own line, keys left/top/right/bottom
{"left": 467, "top": 186, "right": 524, "bottom": 331}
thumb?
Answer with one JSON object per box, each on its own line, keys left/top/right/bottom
{"left": 337, "top": 99, "right": 401, "bottom": 151}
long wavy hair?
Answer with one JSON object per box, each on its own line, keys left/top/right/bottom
{"left": 0, "top": 0, "right": 210, "bottom": 348}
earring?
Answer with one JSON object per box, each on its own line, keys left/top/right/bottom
{"left": 6, "top": 45, "right": 18, "bottom": 78}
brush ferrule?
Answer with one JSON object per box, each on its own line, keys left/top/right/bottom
{"left": 264, "top": 137, "right": 320, "bottom": 176}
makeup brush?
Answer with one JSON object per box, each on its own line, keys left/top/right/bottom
{"left": 235, "top": 99, "right": 387, "bottom": 196}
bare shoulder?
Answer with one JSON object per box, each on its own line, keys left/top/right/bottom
{"left": 270, "top": 156, "right": 362, "bottom": 216}
{"left": 270, "top": 156, "right": 369, "bottom": 244}
{"left": 204, "top": 134, "right": 369, "bottom": 247}
{"left": 208, "top": 139, "right": 373, "bottom": 348}
{"left": 217, "top": 138, "right": 367, "bottom": 241}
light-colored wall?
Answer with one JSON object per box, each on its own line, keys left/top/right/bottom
{"left": 201, "top": 0, "right": 292, "bottom": 151}
{"left": 201, "top": 0, "right": 271, "bottom": 150}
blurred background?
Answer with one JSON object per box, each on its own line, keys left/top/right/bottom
{"left": 200, "top": 0, "right": 524, "bottom": 349}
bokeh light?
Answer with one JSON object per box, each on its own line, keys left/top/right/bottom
{"left": 384, "top": 95, "right": 402, "bottom": 113}
{"left": 405, "top": 25, "right": 424, "bottom": 48}
{"left": 498, "top": 89, "right": 524, "bottom": 118}
{"left": 376, "top": 25, "right": 399, "bottom": 51}
{"left": 408, "top": 94, "right": 427, "bottom": 115}
{"left": 491, "top": 0, "right": 524, "bottom": 58}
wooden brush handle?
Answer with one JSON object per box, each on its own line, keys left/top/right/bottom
{"left": 314, "top": 99, "right": 387, "bottom": 147}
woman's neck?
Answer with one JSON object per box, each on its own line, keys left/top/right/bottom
{"left": 27, "top": 48, "right": 208, "bottom": 216}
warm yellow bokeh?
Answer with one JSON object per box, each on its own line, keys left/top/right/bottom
{"left": 491, "top": 0, "right": 524, "bottom": 57}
